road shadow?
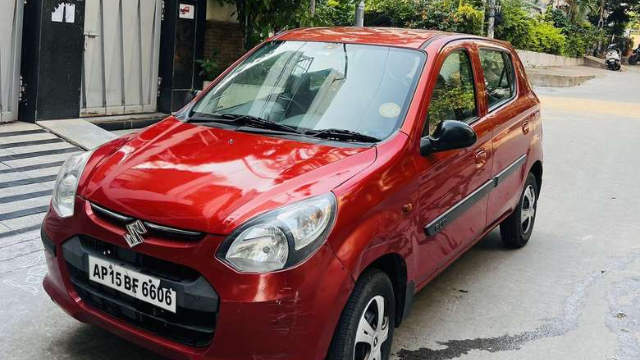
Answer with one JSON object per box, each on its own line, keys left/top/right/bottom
{"left": 56, "top": 323, "right": 168, "bottom": 360}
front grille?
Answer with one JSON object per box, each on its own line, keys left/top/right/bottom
{"left": 63, "top": 236, "right": 218, "bottom": 347}
{"left": 90, "top": 202, "right": 205, "bottom": 241}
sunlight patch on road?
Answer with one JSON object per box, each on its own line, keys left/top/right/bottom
{"left": 539, "top": 96, "right": 640, "bottom": 119}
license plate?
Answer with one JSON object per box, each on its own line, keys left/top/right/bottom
{"left": 88, "top": 256, "right": 177, "bottom": 313}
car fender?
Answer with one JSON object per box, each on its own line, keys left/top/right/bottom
{"left": 329, "top": 132, "right": 420, "bottom": 284}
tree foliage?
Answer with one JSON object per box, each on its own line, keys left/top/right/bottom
{"left": 365, "top": 0, "right": 417, "bottom": 27}
{"left": 495, "top": 0, "right": 608, "bottom": 56}
{"left": 217, "top": 0, "right": 316, "bottom": 49}
{"left": 495, "top": 0, "right": 534, "bottom": 50}
{"left": 315, "top": 0, "right": 355, "bottom": 26}
{"left": 527, "top": 20, "right": 567, "bottom": 54}
{"left": 363, "top": 0, "right": 485, "bottom": 35}
{"left": 545, "top": 8, "right": 604, "bottom": 57}
{"left": 219, "top": 0, "right": 637, "bottom": 57}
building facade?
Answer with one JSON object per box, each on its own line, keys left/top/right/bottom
{"left": 0, "top": 0, "right": 243, "bottom": 124}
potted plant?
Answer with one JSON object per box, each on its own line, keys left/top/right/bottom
{"left": 197, "top": 50, "right": 220, "bottom": 89}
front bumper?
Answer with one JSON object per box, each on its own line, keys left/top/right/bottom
{"left": 42, "top": 198, "right": 354, "bottom": 360}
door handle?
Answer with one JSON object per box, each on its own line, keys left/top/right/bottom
{"left": 522, "top": 119, "right": 530, "bottom": 134}
{"left": 475, "top": 149, "right": 488, "bottom": 166}
{"left": 83, "top": 32, "right": 99, "bottom": 51}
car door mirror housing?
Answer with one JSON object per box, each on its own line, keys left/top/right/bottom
{"left": 420, "top": 120, "right": 478, "bottom": 156}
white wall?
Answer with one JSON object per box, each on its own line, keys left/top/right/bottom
{"left": 206, "top": 1, "right": 238, "bottom": 22}
{"left": 516, "top": 49, "right": 585, "bottom": 68}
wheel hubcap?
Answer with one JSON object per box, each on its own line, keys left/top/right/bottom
{"left": 354, "top": 295, "right": 389, "bottom": 360}
{"left": 521, "top": 185, "right": 536, "bottom": 233}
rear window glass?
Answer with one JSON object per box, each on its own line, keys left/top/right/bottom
{"left": 479, "top": 49, "right": 516, "bottom": 109}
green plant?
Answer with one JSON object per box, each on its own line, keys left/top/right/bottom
{"left": 364, "top": 0, "right": 417, "bottom": 27}
{"left": 528, "top": 20, "right": 566, "bottom": 55}
{"left": 495, "top": 0, "right": 533, "bottom": 49}
{"left": 196, "top": 54, "right": 220, "bottom": 81}
{"left": 496, "top": 0, "right": 567, "bottom": 55}
{"left": 410, "top": 0, "right": 485, "bottom": 35}
{"left": 217, "top": 0, "right": 314, "bottom": 49}
{"left": 612, "top": 35, "right": 635, "bottom": 55}
{"left": 315, "top": 0, "right": 355, "bottom": 26}
{"left": 453, "top": 3, "right": 485, "bottom": 35}
{"left": 544, "top": 8, "right": 602, "bottom": 57}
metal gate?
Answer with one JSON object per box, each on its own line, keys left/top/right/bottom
{"left": 0, "top": 0, "right": 24, "bottom": 122}
{"left": 81, "top": 0, "right": 161, "bottom": 116}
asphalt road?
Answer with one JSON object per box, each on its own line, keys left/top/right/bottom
{"left": 1, "top": 67, "right": 639, "bottom": 360}
{"left": 393, "top": 67, "right": 640, "bottom": 360}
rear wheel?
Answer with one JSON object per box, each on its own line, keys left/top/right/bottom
{"left": 327, "top": 269, "right": 395, "bottom": 360}
{"left": 629, "top": 55, "right": 638, "bottom": 66}
{"left": 500, "top": 172, "right": 539, "bottom": 248}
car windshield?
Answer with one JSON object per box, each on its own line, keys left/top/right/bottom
{"left": 190, "top": 41, "right": 425, "bottom": 142}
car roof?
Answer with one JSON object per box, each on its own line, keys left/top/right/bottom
{"left": 276, "top": 27, "right": 495, "bottom": 50}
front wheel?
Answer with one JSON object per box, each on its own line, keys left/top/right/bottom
{"left": 629, "top": 55, "right": 638, "bottom": 66}
{"left": 500, "top": 172, "right": 539, "bottom": 248}
{"left": 327, "top": 269, "right": 396, "bottom": 360}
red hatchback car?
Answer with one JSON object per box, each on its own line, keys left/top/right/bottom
{"left": 42, "top": 28, "right": 542, "bottom": 360}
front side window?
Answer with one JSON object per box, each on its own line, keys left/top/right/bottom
{"left": 191, "top": 41, "right": 425, "bottom": 142}
{"left": 479, "top": 49, "right": 516, "bottom": 109}
{"left": 425, "top": 50, "right": 477, "bottom": 136}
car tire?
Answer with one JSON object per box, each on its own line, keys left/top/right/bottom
{"left": 500, "top": 172, "right": 539, "bottom": 249}
{"left": 327, "top": 269, "right": 396, "bottom": 360}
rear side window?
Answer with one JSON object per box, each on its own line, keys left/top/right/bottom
{"left": 479, "top": 49, "right": 516, "bottom": 109}
{"left": 425, "top": 50, "right": 477, "bottom": 136}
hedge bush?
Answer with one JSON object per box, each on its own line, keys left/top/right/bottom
{"left": 496, "top": 0, "right": 565, "bottom": 56}
{"left": 364, "top": 0, "right": 484, "bottom": 35}
{"left": 495, "top": 0, "right": 533, "bottom": 50}
{"left": 527, "top": 20, "right": 566, "bottom": 55}
{"left": 319, "top": 0, "right": 601, "bottom": 58}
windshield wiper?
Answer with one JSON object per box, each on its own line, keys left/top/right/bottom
{"left": 305, "top": 128, "right": 380, "bottom": 143}
{"left": 188, "top": 113, "right": 302, "bottom": 135}
{"left": 189, "top": 115, "right": 379, "bottom": 143}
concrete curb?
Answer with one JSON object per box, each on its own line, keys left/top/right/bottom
{"left": 526, "top": 72, "right": 596, "bottom": 87}
{"left": 36, "top": 119, "right": 117, "bottom": 151}
{"left": 85, "top": 112, "right": 169, "bottom": 131}
{"left": 584, "top": 56, "right": 605, "bottom": 69}
{"left": 516, "top": 50, "right": 584, "bottom": 68}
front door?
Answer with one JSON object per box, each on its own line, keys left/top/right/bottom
{"left": 81, "top": 0, "right": 161, "bottom": 116}
{"left": 413, "top": 43, "right": 493, "bottom": 286}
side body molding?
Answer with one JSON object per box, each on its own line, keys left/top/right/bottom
{"left": 424, "top": 154, "right": 527, "bottom": 236}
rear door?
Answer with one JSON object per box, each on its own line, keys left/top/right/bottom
{"left": 476, "top": 44, "right": 536, "bottom": 226}
{"left": 413, "top": 41, "right": 493, "bottom": 286}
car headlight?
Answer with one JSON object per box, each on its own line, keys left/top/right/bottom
{"left": 51, "top": 151, "right": 93, "bottom": 218}
{"left": 217, "top": 193, "right": 337, "bottom": 273}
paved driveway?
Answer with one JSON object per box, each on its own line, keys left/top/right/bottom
{"left": 1, "top": 69, "right": 639, "bottom": 360}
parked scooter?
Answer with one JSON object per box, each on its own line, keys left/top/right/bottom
{"left": 629, "top": 46, "right": 639, "bottom": 66}
{"left": 605, "top": 44, "right": 622, "bottom": 71}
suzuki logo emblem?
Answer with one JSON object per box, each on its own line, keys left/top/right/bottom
{"left": 124, "top": 220, "right": 147, "bottom": 248}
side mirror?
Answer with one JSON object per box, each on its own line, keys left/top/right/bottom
{"left": 420, "top": 120, "right": 477, "bottom": 156}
